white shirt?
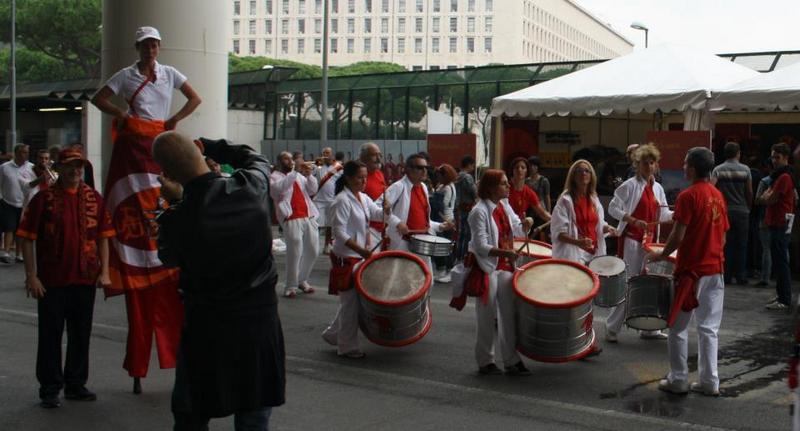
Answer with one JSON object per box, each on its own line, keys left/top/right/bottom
{"left": 376, "top": 175, "right": 440, "bottom": 251}
{"left": 607, "top": 176, "right": 673, "bottom": 234}
{"left": 269, "top": 170, "right": 319, "bottom": 224}
{"left": 468, "top": 199, "right": 524, "bottom": 274}
{"left": 313, "top": 163, "right": 343, "bottom": 205}
{"left": 104, "top": 61, "right": 188, "bottom": 121}
{"left": 331, "top": 188, "right": 386, "bottom": 259}
{"left": 550, "top": 193, "right": 607, "bottom": 264}
{"left": 0, "top": 160, "right": 35, "bottom": 208}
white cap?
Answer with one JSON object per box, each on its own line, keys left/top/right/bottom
{"left": 135, "top": 26, "right": 161, "bottom": 42}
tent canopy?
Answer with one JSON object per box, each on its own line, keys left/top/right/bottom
{"left": 491, "top": 44, "right": 758, "bottom": 118}
{"left": 711, "top": 60, "right": 800, "bottom": 111}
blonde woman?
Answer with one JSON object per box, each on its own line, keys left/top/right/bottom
{"left": 607, "top": 144, "right": 673, "bottom": 342}
{"left": 551, "top": 160, "right": 615, "bottom": 264}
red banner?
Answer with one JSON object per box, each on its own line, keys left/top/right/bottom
{"left": 427, "top": 134, "right": 476, "bottom": 168}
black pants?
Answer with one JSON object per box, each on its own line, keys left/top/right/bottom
{"left": 36, "top": 284, "right": 96, "bottom": 398}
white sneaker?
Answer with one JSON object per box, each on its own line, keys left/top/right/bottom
{"left": 658, "top": 378, "right": 689, "bottom": 395}
{"left": 0, "top": 251, "right": 11, "bottom": 264}
{"left": 323, "top": 244, "right": 332, "bottom": 255}
{"left": 605, "top": 327, "right": 618, "bottom": 343}
{"left": 436, "top": 272, "right": 452, "bottom": 283}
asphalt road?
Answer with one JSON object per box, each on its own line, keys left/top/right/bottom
{"left": 0, "top": 248, "right": 797, "bottom": 430}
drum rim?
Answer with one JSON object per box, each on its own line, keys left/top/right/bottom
{"left": 642, "top": 242, "right": 676, "bottom": 263}
{"left": 512, "top": 258, "right": 600, "bottom": 309}
{"left": 360, "top": 306, "right": 432, "bottom": 347}
{"left": 410, "top": 233, "right": 452, "bottom": 244}
{"left": 355, "top": 250, "right": 432, "bottom": 306}
{"left": 587, "top": 255, "right": 626, "bottom": 275}
{"left": 512, "top": 237, "right": 553, "bottom": 259}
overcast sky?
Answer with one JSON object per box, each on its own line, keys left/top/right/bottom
{"left": 573, "top": 0, "right": 800, "bottom": 54}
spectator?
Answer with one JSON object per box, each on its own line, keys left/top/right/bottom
{"left": 526, "top": 156, "right": 551, "bottom": 212}
{"left": 454, "top": 156, "right": 478, "bottom": 262}
{"left": 432, "top": 164, "right": 458, "bottom": 283}
{"left": 0, "top": 144, "right": 35, "bottom": 263}
{"left": 754, "top": 173, "right": 773, "bottom": 286}
{"left": 25, "top": 149, "right": 58, "bottom": 207}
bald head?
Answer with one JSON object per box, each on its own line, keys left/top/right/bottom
{"left": 152, "top": 131, "right": 210, "bottom": 184}
{"left": 359, "top": 142, "right": 382, "bottom": 171}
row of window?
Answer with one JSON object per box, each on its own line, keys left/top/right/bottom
{"left": 232, "top": 36, "right": 492, "bottom": 55}
{"left": 233, "top": 15, "right": 492, "bottom": 35}
{"left": 523, "top": 1, "right": 621, "bottom": 58}
{"left": 233, "top": 0, "right": 493, "bottom": 16}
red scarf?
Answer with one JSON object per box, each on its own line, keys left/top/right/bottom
{"left": 41, "top": 182, "right": 100, "bottom": 281}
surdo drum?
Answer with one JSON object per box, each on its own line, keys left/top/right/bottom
{"left": 513, "top": 259, "right": 600, "bottom": 362}
{"left": 625, "top": 274, "right": 673, "bottom": 331}
{"left": 588, "top": 256, "right": 627, "bottom": 307}
{"left": 354, "top": 250, "right": 432, "bottom": 347}
{"left": 408, "top": 234, "right": 454, "bottom": 257}
{"left": 513, "top": 238, "right": 552, "bottom": 266}
{"left": 643, "top": 243, "right": 677, "bottom": 278}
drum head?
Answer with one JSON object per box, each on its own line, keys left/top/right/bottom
{"left": 514, "top": 259, "right": 598, "bottom": 307}
{"left": 588, "top": 256, "right": 626, "bottom": 276}
{"left": 357, "top": 251, "right": 430, "bottom": 305}
{"left": 513, "top": 239, "right": 552, "bottom": 258}
{"left": 412, "top": 234, "right": 452, "bottom": 244}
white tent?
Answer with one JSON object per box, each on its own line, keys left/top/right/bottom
{"left": 491, "top": 44, "right": 759, "bottom": 119}
{"left": 711, "top": 60, "right": 800, "bottom": 111}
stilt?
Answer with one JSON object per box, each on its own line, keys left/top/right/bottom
{"left": 133, "top": 377, "right": 142, "bottom": 394}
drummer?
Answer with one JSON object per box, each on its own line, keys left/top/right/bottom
{"left": 468, "top": 169, "right": 533, "bottom": 375}
{"left": 551, "top": 160, "right": 615, "bottom": 264}
{"left": 607, "top": 144, "right": 673, "bottom": 342}
{"left": 321, "top": 161, "right": 390, "bottom": 358}
{"left": 378, "top": 153, "right": 454, "bottom": 272}
{"left": 648, "top": 147, "right": 727, "bottom": 397}
{"left": 508, "top": 157, "right": 551, "bottom": 237}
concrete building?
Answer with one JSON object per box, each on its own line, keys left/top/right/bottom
{"left": 230, "top": 0, "right": 633, "bottom": 69}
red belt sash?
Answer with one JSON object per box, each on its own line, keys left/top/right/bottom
{"left": 329, "top": 254, "right": 361, "bottom": 295}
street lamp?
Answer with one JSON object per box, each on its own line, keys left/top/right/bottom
{"left": 630, "top": 22, "right": 649, "bottom": 48}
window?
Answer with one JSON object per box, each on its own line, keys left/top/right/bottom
{"left": 331, "top": 38, "right": 338, "bottom": 53}
{"left": 449, "top": 17, "right": 457, "bottom": 32}
{"left": 430, "top": 65, "right": 440, "bottom": 70}
{"left": 381, "top": 37, "right": 388, "bottom": 53}
{"left": 431, "top": 37, "right": 439, "bottom": 53}
{"left": 348, "top": 0, "right": 355, "bottom": 12}
{"left": 485, "top": 0, "right": 491, "bottom": 11}
{"left": 315, "top": 0, "right": 322, "bottom": 13}
{"left": 447, "top": 65, "right": 457, "bottom": 69}
{"left": 365, "top": 0, "right": 372, "bottom": 12}
{"left": 331, "top": 18, "right": 338, "bottom": 33}
{"left": 234, "top": 1, "right": 240, "bottom": 15}
{"left": 298, "top": 19, "right": 305, "bottom": 33}
{"left": 398, "top": 0, "right": 406, "bottom": 13}
{"left": 432, "top": 17, "right": 440, "bottom": 32}
{"left": 298, "top": 0, "right": 306, "bottom": 13}
{"left": 265, "top": 0, "right": 273, "bottom": 13}
{"left": 450, "top": 0, "right": 457, "bottom": 12}
{"left": 249, "top": 20, "right": 256, "bottom": 34}
{"left": 466, "top": 37, "right": 474, "bottom": 53}
{"left": 281, "top": 19, "right": 289, "bottom": 34}
{"left": 364, "top": 38, "right": 372, "bottom": 52}
{"left": 347, "top": 18, "right": 355, "bottom": 33}
{"left": 364, "top": 17, "right": 372, "bottom": 33}
{"left": 233, "top": 39, "right": 240, "bottom": 54}
{"left": 314, "top": 18, "right": 321, "bottom": 33}
{"left": 233, "top": 20, "right": 241, "bottom": 35}
{"left": 281, "top": 39, "right": 289, "bottom": 54}
{"left": 416, "top": 0, "right": 423, "bottom": 12}
{"left": 467, "top": 16, "right": 474, "bottom": 32}
{"left": 382, "top": 0, "right": 389, "bottom": 12}
{"left": 449, "top": 36, "right": 457, "bottom": 52}
{"left": 467, "top": 0, "right": 474, "bottom": 11}
{"left": 381, "top": 18, "right": 389, "bottom": 33}
{"left": 432, "top": 0, "right": 440, "bottom": 12}
{"left": 332, "top": 0, "right": 338, "bottom": 12}
{"left": 414, "top": 37, "right": 422, "bottom": 53}
{"left": 484, "top": 16, "right": 492, "bottom": 32}
{"left": 265, "top": 39, "right": 272, "bottom": 53}
{"left": 347, "top": 38, "right": 354, "bottom": 53}
{"left": 250, "top": 0, "right": 257, "bottom": 14}
{"left": 297, "top": 38, "right": 305, "bottom": 53}
{"left": 314, "top": 38, "right": 322, "bottom": 53}
{"left": 397, "top": 37, "right": 405, "bottom": 53}
{"left": 265, "top": 19, "right": 272, "bottom": 34}
{"left": 415, "top": 17, "right": 423, "bottom": 32}
{"left": 398, "top": 17, "right": 405, "bottom": 32}
{"left": 282, "top": 0, "right": 289, "bottom": 13}
{"left": 412, "top": 65, "right": 423, "bottom": 71}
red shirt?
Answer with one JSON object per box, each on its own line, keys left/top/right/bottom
{"left": 406, "top": 184, "right": 430, "bottom": 231}
{"left": 626, "top": 184, "right": 658, "bottom": 241}
{"left": 508, "top": 184, "right": 541, "bottom": 220}
{"left": 365, "top": 169, "right": 387, "bottom": 231}
{"left": 17, "top": 186, "right": 115, "bottom": 287}
{"left": 574, "top": 195, "right": 599, "bottom": 254}
{"left": 765, "top": 173, "right": 795, "bottom": 227}
{"left": 492, "top": 203, "right": 514, "bottom": 271}
{"left": 286, "top": 181, "right": 309, "bottom": 220}
{"left": 673, "top": 181, "right": 729, "bottom": 275}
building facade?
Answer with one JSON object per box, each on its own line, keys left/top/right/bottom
{"left": 230, "top": 0, "right": 633, "bottom": 69}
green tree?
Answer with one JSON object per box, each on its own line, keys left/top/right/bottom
{"left": 0, "top": 47, "right": 86, "bottom": 84}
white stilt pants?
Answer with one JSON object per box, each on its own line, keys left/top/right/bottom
{"left": 322, "top": 288, "right": 360, "bottom": 354}
{"left": 666, "top": 274, "right": 724, "bottom": 390}
{"left": 283, "top": 217, "right": 320, "bottom": 289}
{"left": 607, "top": 237, "right": 646, "bottom": 334}
{"left": 475, "top": 270, "right": 520, "bottom": 368}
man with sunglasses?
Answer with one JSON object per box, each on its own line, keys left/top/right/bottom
{"left": 379, "top": 154, "right": 454, "bottom": 272}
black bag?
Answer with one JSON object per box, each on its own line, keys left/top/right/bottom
{"left": 429, "top": 189, "right": 446, "bottom": 222}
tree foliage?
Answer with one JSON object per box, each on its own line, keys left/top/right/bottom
{"left": 0, "top": 47, "right": 86, "bottom": 84}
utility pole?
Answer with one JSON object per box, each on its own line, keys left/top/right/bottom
{"left": 321, "top": 0, "right": 329, "bottom": 146}
{"left": 9, "top": 0, "right": 17, "bottom": 151}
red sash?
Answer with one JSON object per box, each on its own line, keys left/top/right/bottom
{"left": 318, "top": 164, "right": 343, "bottom": 190}
{"left": 329, "top": 254, "right": 361, "bottom": 295}
{"left": 449, "top": 253, "right": 489, "bottom": 311}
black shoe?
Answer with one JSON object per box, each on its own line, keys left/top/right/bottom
{"left": 40, "top": 395, "right": 61, "bottom": 408}
{"left": 504, "top": 361, "right": 532, "bottom": 376}
{"left": 64, "top": 386, "right": 97, "bottom": 401}
{"left": 478, "top": 363, "right": 502, "bottom": 375}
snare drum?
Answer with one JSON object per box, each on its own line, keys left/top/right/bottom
{"left": 625, "top": 274, "right": 672, "bottom": 331}
{"left": 643, "top": 243, "right": 677, "bottom": 278}
{"left": 588, "top": 255, "right": 627, "bottom": 307}
{"left": 513, "top": 259, "right": 599, "bottom": 362}
{"left": 408, "top": 234, "right": 454, "bottom": 257}
{"left": 513, "top": 238, "right": 552, "bottom": 266}
{"left": 355, "top": 250, "right": 432, "bottom": 347}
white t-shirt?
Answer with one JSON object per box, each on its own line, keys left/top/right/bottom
{"left": 104, "top": 61, "right": 188, "bottom": 121}
{"left": 0, "top": 160, "right": 35, "bottom": 208}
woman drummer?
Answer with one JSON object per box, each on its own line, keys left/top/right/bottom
{"left": 508, "top": 157, "right": 552, "bottom": 238}
{"left": 606, "top": 144, "right": 673, "bottom": 342}
{"left": 321, "top": 161, "right": 392, "bottom": 359}
{"left": 468, "top": 169, "right": 533, "bottom": 375}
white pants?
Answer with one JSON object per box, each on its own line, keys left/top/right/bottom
{"left": 666, "top": 274, "right": 724, "bottom": 390}
{"left": 322, "top": 289, "right": 360, "bottom": 354}
{"left": 607, "top": 237, "right": 646, "bottom": 334}
{"left": 475, "top": 270, "right": 520, "bottom": 368}
{"left": 283, "top": 217, "right": 320, "bottom": 289}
